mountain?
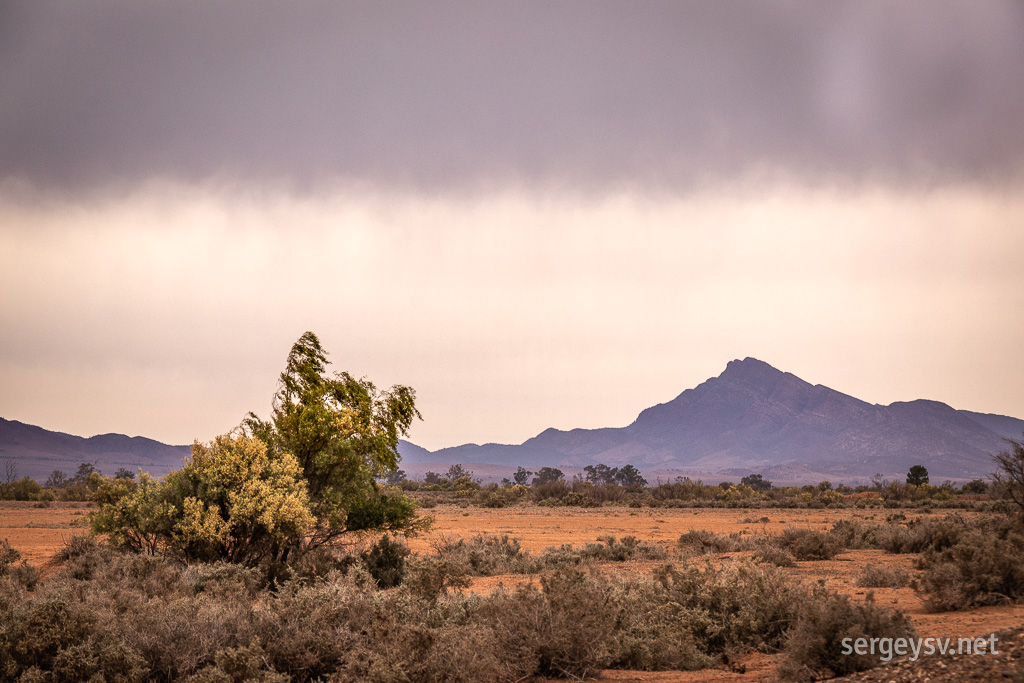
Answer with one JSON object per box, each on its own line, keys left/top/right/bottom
{"left": 403, "top": 358, "right": 1022, "bottom": 481}
{"left": 0, "top": 418, "right": 190, "bottom": 481}
{"left": 6, "top": 359, "right": 1021, "bottom": 484}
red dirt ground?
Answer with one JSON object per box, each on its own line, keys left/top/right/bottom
{"left": 3, "top": 501, "right": 1021, "bottom": 681}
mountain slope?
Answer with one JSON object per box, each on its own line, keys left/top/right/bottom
{"left": 5, "top": 359, "right": 1019, "bottom": 483}
{"left": 0, "top": 417, "right": 190, "bottom": 481}
{"left": 420, "top": 358, "right": 1018, "bottom": 480}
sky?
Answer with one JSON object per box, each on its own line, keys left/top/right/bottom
{"left": 1, "top": 1, "right": 1023, "bottom": 451}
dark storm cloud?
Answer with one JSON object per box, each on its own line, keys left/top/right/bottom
{"left": 2, "top": 1, "right": 1023, "bottom": 194}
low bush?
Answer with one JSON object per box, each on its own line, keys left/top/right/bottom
{"left": 779, "top": 528, "right": 842, "bottom": 561}
{"left": 476, "top": 568, "right": 619, "bottom": 679}
{"left": 873, "top": 515, "right": 968, "bottom": 554}
{"left": 431, "top": 534, "right": 540, "bottom": 576}
{"left": 0, "top": 537, "right": 40, "bottom": 590}
{"left": 752, "top": 544, "right": 796, "bottom": 567}
{"left": 540, "top": 535, "right": 669, "bottom": 567}
{"left": 918, "top": 519, "right": 1024, "bottom": 612}
{"left": 779, "top": 590, "right": 916, "bottom": 680}
{"left": 361, "top": 534, "right": 410, "bottom": 589}
{"left": 677, "top": 529, "right": 756, "bottom": 554}
{"left": 856, "top": 564, "right": 911, "bottom": 588}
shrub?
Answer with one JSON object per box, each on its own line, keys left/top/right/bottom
{"left": 361, "top": 535, "right": 410, "bottom": 589}
{"left": 677, "top": 530, "right": 754, "bottom": 554}
{"left": 856, "top": 564, "right": 911, "bottom": 588}
{"left": 0, "top": 537, "right": 40, "bottom": 590}
{"left": 779, "top": 590, "right": 916, "bottom": 680}
{"left": 608, "top": 579, "right": 710, "bottom": 671}
{"left": 475, "top": 568, "right": 618, "bottom": 679}
{"left": 828, "top": 519, "right": 878, "bottom": 549}
{"left": 0, "top": 476, "right": 45, "bottom": 501}
{"left": 779, "top": 528, "right": 842, "bottom": 561}
{"left": 405, "top": 555, "right": 472, "bottom": 602}
{"left": 752, "top": 545, "right": 795, "bottom": 567}
{"left": 539, "top": 536, "right": 669, "bottom": 567}
{"left": 431, "top": 534, "right": 539, "bottom": 576}
{"left": 918, "top": 521, "right": 1024, "bottom": 611}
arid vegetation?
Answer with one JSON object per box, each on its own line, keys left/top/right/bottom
{"left": 4, "top": 498, "right": 1024, "bottom": 681}
{"left": 2, "top": 333, "right": 1023, "bottom": 681}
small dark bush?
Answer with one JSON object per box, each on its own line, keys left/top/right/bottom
{"left": 361, "top": 535, "right": 410, "bottom": 589}
{"left": 50, "top": 535, "right": 112, "bottom": 581}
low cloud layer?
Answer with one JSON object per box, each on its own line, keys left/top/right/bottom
{"left": 2, "top": 183, "right": 1022, "bottom": 448}
{"left": 2, "top": 1, "right": 1023, "bottom": 194}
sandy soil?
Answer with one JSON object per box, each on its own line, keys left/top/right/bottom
{"left": 3, "top": 501, "right": 1021, "bottom": 681}
{"left": 0, "top": 501, "right": 92, "bottom": 566}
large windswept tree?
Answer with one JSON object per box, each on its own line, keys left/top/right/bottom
{"left": 242, "top": 331, "right": 427, "bottom": 554}
{"left": 92, "top": 331, "right": 427, "bottom": 566}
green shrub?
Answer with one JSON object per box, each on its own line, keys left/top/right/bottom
{"left": 361, "top": 535, "right": 410, "bottom": 589}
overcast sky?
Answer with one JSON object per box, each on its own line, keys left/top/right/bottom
{"left": 2, "top": 1, "right": 1023, "bottom": 451}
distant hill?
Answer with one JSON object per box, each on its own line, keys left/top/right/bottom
{"left": 0, "top": 418, "right": 190, "bottom": 481}
{"left": 7, "top": 359, "right": 1022, "bottom": 485}
{"left": 400, "top": 358, "right": 1023, "bottom": 482}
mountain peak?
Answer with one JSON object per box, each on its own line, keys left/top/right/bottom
{"left": 719, "top": 357, "right": 784, "bottom": 382}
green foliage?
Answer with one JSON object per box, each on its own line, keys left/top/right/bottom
{"left": 0, "top": 476, "right": 45, "bottom": 501}
{"left": 961, "top": 478, "right": 988, "bottom": 494}
{"left": 531, "top": 467, "right": 564, "bottom": 487}
{"left": 906, "top": 464, "right": 929, "bottom": 486}
{"left": 584, "top": 464, "right": 619, "bottom": 486}
{"left": 446, "top": 463, "right": 474, "bottom": 481}
{"left": 45, "top": 469, "right": 69, "bottom": 489}
{"left": 741, "top": 473, "right": 772, "bottom": 491}
{"left": 361, "top": 535, "right": 410, "bottom": 589}
{"left": 92, "top": 435, "right": 315, "bottom": 566}
{"left": 241, "top": 331, "right": 424, "bottom": 550}
{"left": 92, "top": 332, "right": 427, "bottom": 567}
{"left": 616, "top": 464, "right": 647, "bottom": 488}
{"left": 512, "top": 466, "right": 533, "bottom": 486}
{"left": 90, "top": 473, "right": 168, "bottom": 555}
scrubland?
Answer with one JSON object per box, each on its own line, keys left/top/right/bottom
{"left": 3, "top": 496, "right": 1024, "bottom": 682}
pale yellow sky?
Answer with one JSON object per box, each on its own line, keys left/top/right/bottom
{"left": 2, "top": 180, "right": 1021, "bottom": 450}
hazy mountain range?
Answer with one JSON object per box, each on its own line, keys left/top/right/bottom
{"left": 400, "top": 358, "right": 1024, "bottom": 482}
{"left": 0, "top": 418, "right": 190, "bottom": 482}
{"left": 3, "top": 358, "right": 1022, "bottom": 484}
